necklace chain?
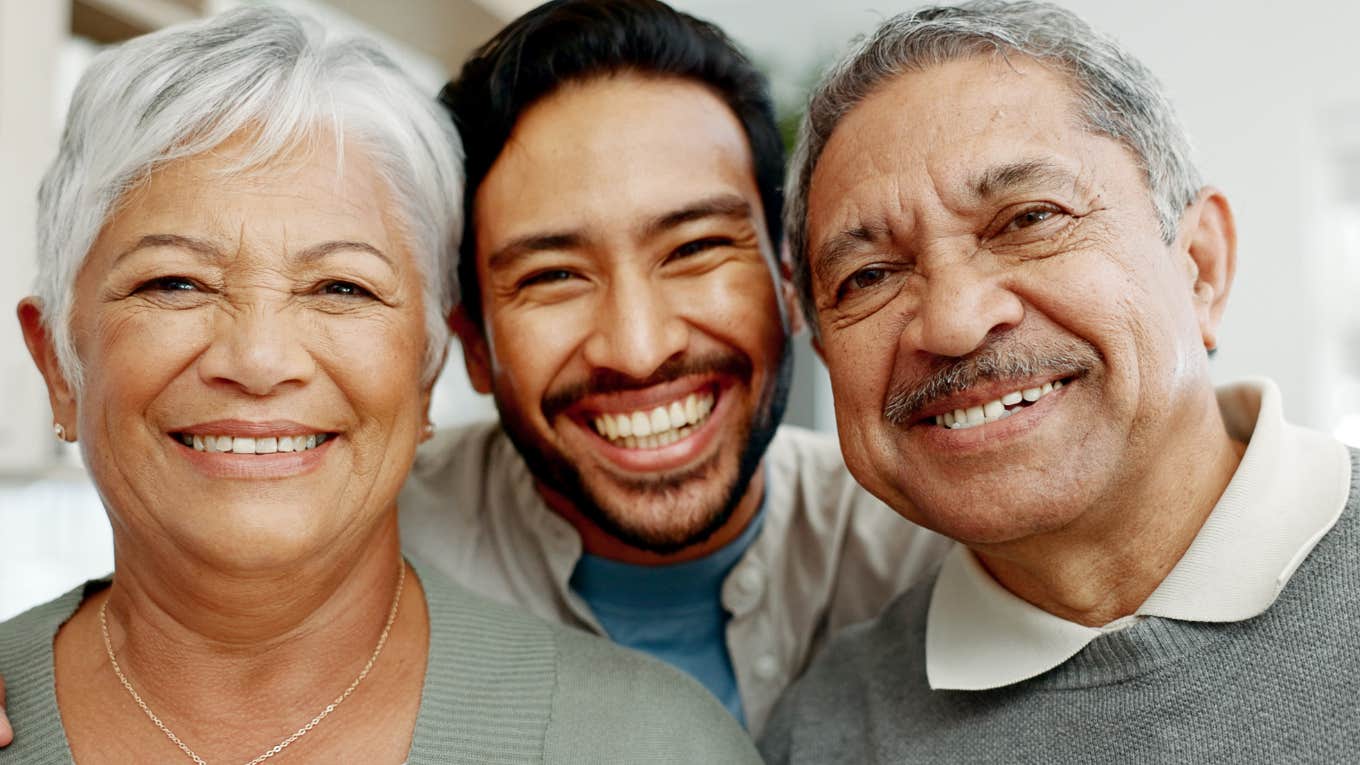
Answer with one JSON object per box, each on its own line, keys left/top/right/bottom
{"left": 99, "top": 562, "right": 406, "bottom": 765}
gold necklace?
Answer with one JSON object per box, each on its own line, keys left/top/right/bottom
{"left": 99, "top": 562, "right": 406, "bottom": 765}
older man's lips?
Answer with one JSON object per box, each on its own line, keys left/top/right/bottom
{"left": 926, "top": 378, "right": 1068, "bottom": 430}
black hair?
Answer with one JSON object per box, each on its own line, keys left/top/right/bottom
{"left": 439, "top": 0, "right": 784, "bottom": 328}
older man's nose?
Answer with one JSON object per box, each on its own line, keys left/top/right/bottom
{"left": 198, "top": 306, "right": 315, "bottom": 395}
{"left": 904, "top": 261, "right": 1024, "bottom": 359}
{"left": 582, "top": 275, "right": 689, "bottom": 380}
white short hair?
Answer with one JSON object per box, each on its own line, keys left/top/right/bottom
{"left": 35, "top": 4, "right": 463, "bottom": 389}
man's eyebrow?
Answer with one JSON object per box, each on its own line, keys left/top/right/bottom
{"left": 812, "top": 225, "right": 885, "bottom": 289}
{"left": 113, "top": 234, "right": 225, "bottom": 266}
{"left": 293, "top": 240, "right": 393, "bottom": 268}
{"left": 641, "top": 194, "right": 753, "bottom": 239}
{"left": 486, "top": 232, "right": 584, "bottom": 271}
{"left": 970, "top": 159, "right": 1078, "bottom": 200}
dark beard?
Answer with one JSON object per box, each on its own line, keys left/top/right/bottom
{"left": 494, "top": 336, "right": 792, "bottom": 555}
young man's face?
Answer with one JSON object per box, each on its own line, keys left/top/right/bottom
{"left": 462, "top": 74, "right": 791, "bottom": 554}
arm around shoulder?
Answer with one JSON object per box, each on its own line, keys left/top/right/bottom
{"left": 546, "top": 627, "right": 761, "bottom": 763}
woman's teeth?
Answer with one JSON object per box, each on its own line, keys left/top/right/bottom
{"left": 934, "top": 380, "right": 1065, "bottom": 430}
{"left": 591, "top": 391, "right": 715, "bottom": 449}
{"left": 177, "top": 433, "right": 329, "bottom": 453}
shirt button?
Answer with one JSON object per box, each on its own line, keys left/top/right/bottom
{"left": 753, "top": 654, "right": 780, "bottom": 681}
{"left": 736, "top": 566, "right": 764, "bottom": 596}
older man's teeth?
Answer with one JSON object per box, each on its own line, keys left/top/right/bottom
{"left": 932, "top": 380, "right": 1068, "bottom": 430}
{"left": 592, "top": 391, "right": 715, "bottom": 448}
{"left": 180, "top": 433, "right": 328, "bottom": 453}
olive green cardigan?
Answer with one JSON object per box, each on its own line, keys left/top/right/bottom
{"left": 0, "top": 557, "right": 758, "bottom": 764}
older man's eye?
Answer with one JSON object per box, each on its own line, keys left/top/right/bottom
{"left": 1005, "top": 206, "right": 1062, "bottom": 231}
{"left": 839, "top": 267, "right": 889, "bottom": 298}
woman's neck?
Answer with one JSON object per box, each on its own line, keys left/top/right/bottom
{"left": 55, "top": 515, "right": 429, "bottom": 764}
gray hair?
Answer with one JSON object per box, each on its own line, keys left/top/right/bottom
{"left": 35, "top": 4, "right": 463, "bottom": 389}
{"left": 786, "top": 0, "right": 1202, "bottom": 331}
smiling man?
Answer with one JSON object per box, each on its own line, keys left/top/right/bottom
{"left": 761, "top": 1, "right": 1360, "bottom": 762}
{"left": 391, "top": 0, "right": 948, "bottom": 735}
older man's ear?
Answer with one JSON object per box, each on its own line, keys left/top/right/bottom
{"left": 1176, "top": 188, "right": 1237, "bottom": 352}
{"left": 17, "top": 298, "right": 78, "bottom": 441}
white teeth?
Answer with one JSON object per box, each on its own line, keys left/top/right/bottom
{"left": 184, "top": 433, "right": 328, "bottom": 454}
{"left": 591, "top": 391, "right": 717, "bottom": 449}
{"left": 649, "top": 407, "right": 669, "bottom": 434}
{"left": 938, "top": 379, "right": 1069, "bottom": 430}
{"left": 631, "top": 411, "right": 651, "bottom": 438}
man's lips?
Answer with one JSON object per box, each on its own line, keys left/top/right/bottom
{"left": 909, "top": 374, "right": 1077, "bottom": 421}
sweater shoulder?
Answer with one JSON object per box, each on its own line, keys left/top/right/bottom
{"left": 547, "top": 626, "right": 761, "bottom": 763}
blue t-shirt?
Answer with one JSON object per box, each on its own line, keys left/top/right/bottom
{"left": 569, "top": 505, "right": 766, "bottom": 727}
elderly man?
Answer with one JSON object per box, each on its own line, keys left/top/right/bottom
{"left": 393, "top": 0, "right": 948, "bottom": 736}
{"left": 761, "top": 1, "right": 1360, "bottom": 762}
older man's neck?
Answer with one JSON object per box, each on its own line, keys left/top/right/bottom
{"left": 974, "top": 395, "right": 1248, "bottom": 628}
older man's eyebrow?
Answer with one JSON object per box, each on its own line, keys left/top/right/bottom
{"left": 113, "top": 234, "right": 225, "bottom": 266}
{"left": 970, "top": 159, "right": 1079, "bottom": 200}
{"left": 486, "top": 231, "right": 584, "bottom": 271}
{"left": 293, "top": 240, "right": 393, "bottom": 268}
{"left": 641, "top": 194, "right": 753, "bottom": 239}
{"left": 812, "top": 225, "right": 885, "bottom": 289}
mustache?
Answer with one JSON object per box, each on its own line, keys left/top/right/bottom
{"left": 883, "top": 337, "right": 1102, "bottom": 425}
{"left": 542, "top": 351, "right": 753, "bottom": 422}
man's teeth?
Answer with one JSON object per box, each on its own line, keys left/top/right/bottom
{"left": 178, "top": 433, "right": 329, "bottom": 453}
{"left": 934, "top": 380, "right": 1065, "bottom": 430}
{"left": 591, "top": 392, "right": 715, "bottom": 449}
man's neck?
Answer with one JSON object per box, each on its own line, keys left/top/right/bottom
{"left": 538, "top": 464, "right": 766, "bottom": 566}
{"left": 974, "top": 391, "right": 1248, "bottom": 627}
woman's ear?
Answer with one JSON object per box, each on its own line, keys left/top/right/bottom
{"left": 18, "top": 297, "right": 79, "bottom": 438}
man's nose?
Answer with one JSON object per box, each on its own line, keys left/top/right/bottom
{"left": 197, "top": 302, "right": 315, "bottom": 396}
{"left": 902, "top": 257, "right": 1024, "bottom": 359}
{"left": 581, "top": 272, "right": 688, "bottom": 380}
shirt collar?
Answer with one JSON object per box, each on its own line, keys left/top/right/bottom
{"left": 926, "top": 378, "right": 1353, "bottom": 691}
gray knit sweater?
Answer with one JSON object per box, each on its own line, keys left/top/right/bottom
{"left": 0, "top": 557, "right": 759, "bottom": 764}
{"left": 760, "top": 450, "right": 1360, "bottom": 764}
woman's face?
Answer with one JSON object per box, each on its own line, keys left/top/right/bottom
{"left": 36, "top": 131, "right": 433, "bottom": 571}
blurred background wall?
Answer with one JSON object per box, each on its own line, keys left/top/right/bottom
{"left": 2, "top": 0, "right": 1357, "bottom": 619}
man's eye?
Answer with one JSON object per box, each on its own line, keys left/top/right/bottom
{"left": 840, "top": 267, "right": 889, "bottom": 297}
{"left": 521, "top": 269, "right": 576, "bottom": 287}
{"left": 135, "top": 276, "right": 198, "bottom": 293}
{"left": 1007, "top": 207, "right": 1060, "bottom": 231}
{"left": 321, "top": 281, "right": 374, "bottom": 298}
{"left": 671, "top": 237, "right": 732, "bottom": 259}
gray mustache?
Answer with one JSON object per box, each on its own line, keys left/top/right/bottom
{"left": 883, "top": 338, "right": 1102, "bottom": 425}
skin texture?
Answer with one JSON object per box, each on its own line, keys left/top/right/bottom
{"left": 457, "top": 73, "right": 794, "bottom": 565}
{"left": 806, "top": 55, "right": 1243, "bottom": 626}
{"left": 16, "top": 131, "right": 433, "bottom": 762}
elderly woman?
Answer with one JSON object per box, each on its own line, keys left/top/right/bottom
{"left": 0, "top": 7, "right": 757, "bottom": 763}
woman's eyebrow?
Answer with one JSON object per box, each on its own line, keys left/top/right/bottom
{"left": 114, "top": 234, "right": 225, "bottom": 266}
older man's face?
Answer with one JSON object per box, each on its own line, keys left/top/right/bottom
{"left": 806, "top": 55, "right": 1224, "bottom": 546}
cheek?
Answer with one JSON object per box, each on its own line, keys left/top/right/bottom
{"left": 684, "top": 263, "right": 785, "bottom": 357}
{"left": 80, "top": 307, "right": 210, "bottom": 418}
{"left": 487, "top": 304, "right": 586, "bottom": 403}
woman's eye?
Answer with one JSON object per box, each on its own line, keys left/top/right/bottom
{"left": 136, "top": 276, "right": 197, "bottom": 293}
{"left": 321, "top": 281, "right": 374, "bottom": 298}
